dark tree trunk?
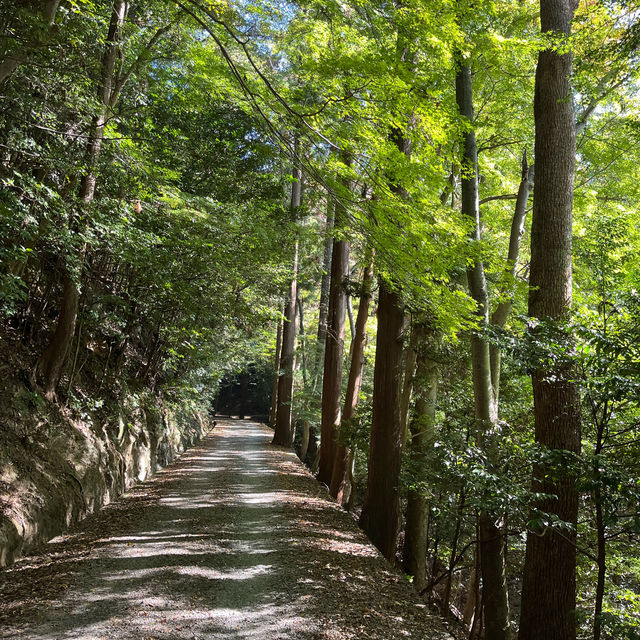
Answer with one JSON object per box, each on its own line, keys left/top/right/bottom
{"left": 317, "top": 230, "right": 349, "bottom": 485}
{"left": 330, "top": 251, "right": 374, "bottom": 504}
{"left": 519, "top": 2, "right": 581, "bottom": 639}
{"left": 359, "top": 278, "right": 405, "bottom": 561}
{"left": 239, "top": 371, "right": 248, "bottom": 419}
{"left": 272, "top": 138, "right": 302, "bottom": 447}
{"left": 313, "top": 201, "right": 334, "bottom": 390}
{"left": 456, "top": 61, "right": 511, "bottom": 640}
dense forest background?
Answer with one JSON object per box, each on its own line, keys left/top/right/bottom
{"left": 1, "top": 0, "right": 640, "bottom": 638}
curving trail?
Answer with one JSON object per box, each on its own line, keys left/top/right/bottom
{"left": 0, "top": 420, "right": 451, "bottom": 640}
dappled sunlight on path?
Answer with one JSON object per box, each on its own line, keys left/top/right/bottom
{"left": 0, "top": 421, "right": 450, "bottom": 640}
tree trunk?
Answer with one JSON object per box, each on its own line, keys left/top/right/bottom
{"left": 400, "top": 325, "right": 418, "bottom": 444}
{"left": 463, "top": 564, "right": 478, "bottom": 630}
{"left": 330, "top": 251, "right": 374, "bottom": 504}
{"left": 313, "top": 201, "right": 335, "bottom": 390}
{"left": 456, "top": 60, "right": 511, "bottom": 640}
{"left": 269, "top": 312, "right": 284, "bottom": 428}
{"left": 441, "top": 488, "right": 465, "bottom": 617}
{"left": 403, "top": 321, "right": 439, "bottom": 592}
{"left": 490, "top": 151, "right": 534, "bottom": 402}
{"left": 297, "top": 295, "right": 307, "bottom": 386}
{"left": 359, "top": 278, "right": 405, "bottom": 561}
{"left": 272, "top": 138, "right": 302, "bottom": 447}
{"left": 519, "top": 2, "right": 581, "bottom": 639}
{"left": 346, "top": 294, "right": 355, "bottom": 345}
{"left": 36, "top": 1, "right": 128, "bottom": 399}
{"left": 239, "top": 371, "right": 248, "bottom": 419}
{"left": 316, "top": 230, "right": 349, "bottom": 485}
{"left": 593, "top": 486, "right": 606, "bottom": 640}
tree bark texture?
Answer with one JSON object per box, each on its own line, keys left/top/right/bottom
{"left": 519, "top": 2, "right": 581, "bottom": 639}
{"left": 490, "top": 151, "right": 534, "bottom": 403}
{"left": 400, "top": 327, "right": 418, "bottom": 445}
{"left": 272, "top": 138, "right": 302, "bottom": 447}
{"left": 359, "top": 278, "right": 405, "bottom": 561}
{"left": 297, "top": 295, "right": 307, "bottom": 386}
{"left": 269, "top": 313, "right": 283, "bottom": 428}
{"left": 313, "top": 201, "right": 334, "bottom": 390}
{"left": 329, "top": 251, "right": 374, "bottom": 504}
{"left": 456, "top": 61, "right": 511, "bottom": 640}
{"left": 316, "top": 229, "right": 349, "bottom": 485}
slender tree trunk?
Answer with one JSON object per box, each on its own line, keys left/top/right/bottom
{"left": 346, "top": 294, "right": 355, "bottom": 345}
{"left": 456, "top": 60, "right": 511, "bottom": 640}
{"left": 359, "top": 278, "right": 405, "bottom": 560}
{"left": 239, "top": 371, "right": 249, "bottom": 419}
{"left": 313, "top": 201, "right": 335, "bottom": 391}
{"left": 400, "top": 325, "right": 418, "bottom": 444}
{"left": 36, "top": 1, "right": 128, "bottom": 399}
{"left": 297, "top": 295, "right": 307, "bottom": 386}
{"left": 0, "top": 0, "right": 60, "bottom": 85}
{"left": 441, "top": 489, "right": 465, "bottom": 617}
{"left": 593, "top": 486, "right": 606, "bottom": 640}
{"left": 463, "top": 564, "right": 478, "bottom": 630}
{"left": 269, "top": 313, "right": 284, "bottom": 428}
{"left": 403, "top": 321, "right": 439, "bottom": 592}
{"left": 330, "top": 251, "right": 374, "bottom": 504}
{"left": 300, "top": 420, "right": 310, "bottom": 462}
{"left": 272, "top": 138, "right": 302, "bottom": 447}
{"left": 519, "top": 2, "right": 581, "bottom": 639}
{"left": 490, "top": 151, "right": 534, "bottom": 401}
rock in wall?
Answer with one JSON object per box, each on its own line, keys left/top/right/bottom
{"left": 0, "top": 391, "right": 207, "bottom": 567}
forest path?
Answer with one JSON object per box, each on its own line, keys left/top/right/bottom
{"left": 0, "top": 420, "right": 451, "bottom": 640}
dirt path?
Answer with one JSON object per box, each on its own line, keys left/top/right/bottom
{"left": 0, "top": 420, "right": 452, "bottom": 640}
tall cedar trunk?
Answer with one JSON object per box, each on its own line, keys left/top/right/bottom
{"left": 358, "top": 24, "right": 412, "bottom": 555}
{"left": 402, "top": 322, "right": 438, "bottom": 592}
{"left": 272, "top": 138, "right": 302, "bottom": 447}
{"left": 519, "top": 2, "right": 581, "bottom": 639}
{"left": 329, "top": 251, "right": 374, "bottom": 503}
{"left": 456, "top": 61, "right": 511, "bottom": 640}
{"left": 317, "top": 189, "right": 350, "bottom": 485}
{"left": 359, "top": 279, "right": 405, "bottom": 560}
{"left": 269, "top": 313, "right": 284, "bottom": 428}
{"left": 37, "top": 1, "right": 128, "bottom": 398}
{"left": 0, "top": 0, "right": 60, "bottom": 85}
{"left": 313, "top": 202, "right": 334, "bottom": 390}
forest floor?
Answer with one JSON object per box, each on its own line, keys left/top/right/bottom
{"left": 0, "top": 420, "right": 452, "bottom": 640}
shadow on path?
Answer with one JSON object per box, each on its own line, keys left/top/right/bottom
{"left": 0, "top": 420, "right": 450, "bottom": 640}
